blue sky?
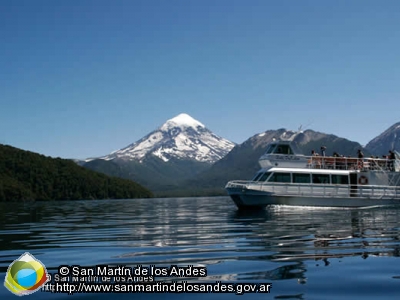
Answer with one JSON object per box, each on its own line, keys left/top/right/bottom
{"left": 1, "top": 0, "right": 399, "bottom": 159}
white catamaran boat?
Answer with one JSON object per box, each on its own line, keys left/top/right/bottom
{"left": 225, "top": 132, "right": 400, "bottom": 209}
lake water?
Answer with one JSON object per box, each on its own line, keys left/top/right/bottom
{"left": 1, "top": 196, "right": 400, "bottom": 299}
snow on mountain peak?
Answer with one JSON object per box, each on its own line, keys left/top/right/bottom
{"left": 96, "top": 113, "right": 235, "bottom": 163}
{"left": 161, "top": 113, "right": 205, "bottom": 130}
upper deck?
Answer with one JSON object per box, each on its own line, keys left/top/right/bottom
{"left": 257, "top": 138, "right": 399, "bottom": 172}
{"left": 306, "top": 156, "right": 398, "bottom": 172}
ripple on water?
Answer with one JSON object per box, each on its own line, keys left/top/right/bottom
{"left": 1, "top": 198, "right": 400, "bottom": 299}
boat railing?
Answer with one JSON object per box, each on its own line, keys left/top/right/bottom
{"left": 305, "top": 156, "right": 398, "bottom": 172}
{"left": 226, "top": 181, "right": 400, "bottom": 199}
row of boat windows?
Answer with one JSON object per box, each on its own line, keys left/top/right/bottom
{"left": 253, "top": 172, "right": 349, "bottom": 185}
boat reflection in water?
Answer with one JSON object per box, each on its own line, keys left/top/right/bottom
{"left": 228, "top": 205, "right": 400, "bottom": 283}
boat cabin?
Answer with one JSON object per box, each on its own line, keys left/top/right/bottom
{"left": 258, "top": 140, "right": 308, "bottom": 168}
{"left": 263, "top": 141, "right": 303, "bottom": 156}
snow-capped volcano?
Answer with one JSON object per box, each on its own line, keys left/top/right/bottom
{"left": 94, "top": 113, "right": 235, "bottom": 163}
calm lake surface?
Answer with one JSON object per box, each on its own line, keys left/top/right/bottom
{"left": 1, "top": 196, "right": 400, "bottom": 299}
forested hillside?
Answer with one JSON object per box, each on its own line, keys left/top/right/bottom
{"left": 0, "top": 144, "right": 153, "bottom": 201}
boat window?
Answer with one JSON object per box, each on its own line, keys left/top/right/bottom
{"left": 312, "top": 174, "right": 330, "bottom": 184}
{"left": 252, "top": 173, "right": 263, "bottom": 181}
{"left": 259, "top": 172, "right": 271, "bottom": 181}
{"left": 293, "top": 173, "right": 311, "bottom": 183}
{"left": 273, "top": 145, "right": 293, "bottom": 155}
{"left": 331, "top": 175, "right": 349, "bottom": 185}
{"left": 265, "top": 144, "right": 276, "bottom": 154}
{"left": 268, "top": 172, "right": 291, "bottom": 183}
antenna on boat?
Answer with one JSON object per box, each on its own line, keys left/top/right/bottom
{"left": 391, "top": 133, "right": 396, "bottom": 152}
{"left": 298, "top": 125, "right": 303, "bottom": 133}
{"left": 301, "top": 120, "right": 314, "bottom": 132}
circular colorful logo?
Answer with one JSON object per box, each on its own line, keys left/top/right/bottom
{"left": 4, "top": 252, "right": 49, "bottom": 296}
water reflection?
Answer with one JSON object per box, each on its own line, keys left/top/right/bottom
{"left": 1, "top": 198, "right": 400, "bottom": 286}
{"left": 230, "top": 205, "right": 400, "bottom": 263}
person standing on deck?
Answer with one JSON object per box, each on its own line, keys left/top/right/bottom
{"left": 320, "top": 146, "right": 326, "bottom": 157}
{"left": 357, "top": 149, "right": 364, "bottom": 169}
{"left": 388, "top": 150, "right": 396, "bottom": 171}
{"left": 311, "top": 150, "right": 321, "bottom": 168}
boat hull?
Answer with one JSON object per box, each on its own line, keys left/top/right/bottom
{"left": 227, "top": 187, "right": 400, "bottom": 209}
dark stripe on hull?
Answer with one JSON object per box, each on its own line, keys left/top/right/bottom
{"left": 227, "top": 188, "right": 400, "bottom": 209}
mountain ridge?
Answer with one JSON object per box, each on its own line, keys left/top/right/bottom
{"left": 365, "top": 122, "right": 400, "bottom": 156}
{"left": 81, "top": 116, "right": 399, "bottom": 196}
